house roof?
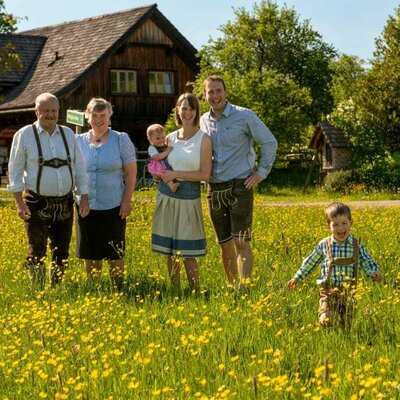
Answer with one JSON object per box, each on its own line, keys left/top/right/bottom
{"left": 0, "top": 34, "right": 46, "bottom": 84}
{"left": 0, "top": 4, "right": 198, "bottom": 112}
{"left": 309, "top": 121, "right": 350, "bottom": 149}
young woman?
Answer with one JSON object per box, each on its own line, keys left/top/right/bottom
{"left": 151, "top": 93, "right": 212, "bottom": 292}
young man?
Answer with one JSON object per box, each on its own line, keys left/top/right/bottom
{"left": 200, "top": 76, "right": 278, "bottom": 290}
{"left": 8, "top": 93, "right": 89, "bottom": 286}
{"left": 287, "top": 202, "right": 383, "bottom": 327}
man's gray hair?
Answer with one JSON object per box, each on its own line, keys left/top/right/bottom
{"left": 35, "top": 93, "right": 59, "bottom": 109}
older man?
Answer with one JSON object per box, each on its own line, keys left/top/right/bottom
{"left": 8, "top": 93, "right": 89, "bottom": 286}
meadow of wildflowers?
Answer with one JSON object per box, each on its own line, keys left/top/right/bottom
{"left": 0, "top": 192, "right": 399, "bottom": 399}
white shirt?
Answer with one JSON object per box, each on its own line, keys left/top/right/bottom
{"left": 8, "top": 122, "right": 89, "bottom": 197}
{"left": 167, "top": 129, "right": 205, "bottom": 172}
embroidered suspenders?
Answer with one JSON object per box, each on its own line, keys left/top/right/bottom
{"left": 31, "top": 124, "right": 73, "bottom": 195}
{"left": 325, "top": 237, "right": 359, "bottom": 285}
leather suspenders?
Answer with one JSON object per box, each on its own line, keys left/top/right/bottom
{"left": 325, "top": 237, "right": 359, "bottom": 285}
{"left": 31, "top": 124, "right": 73, "bottom": 195}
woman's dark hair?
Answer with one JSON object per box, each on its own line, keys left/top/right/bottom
{"left": 174, "top": 93, "right": 200, "bottom": 127}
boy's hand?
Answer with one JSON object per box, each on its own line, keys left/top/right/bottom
{"left": 287, "top": 278, "right": 297, "bottom": 290}
{"left": 371, "top": 271, "right": 383, "bottom": 282}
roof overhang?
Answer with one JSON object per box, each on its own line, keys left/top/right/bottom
{"left": 0, "top": 107, "right": 35, "bottom": 115}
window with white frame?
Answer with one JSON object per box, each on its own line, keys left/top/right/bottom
{"left": 149, "top": 71, "right": 174, "bottom": 94}
{"left": 110, "top": 70, "right": 137, "bottom": 94}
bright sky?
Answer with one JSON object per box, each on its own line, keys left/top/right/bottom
{"left": 5, "top": 0, "right": 400, "bottom": 62}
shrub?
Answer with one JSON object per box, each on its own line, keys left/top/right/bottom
{"left": 323, "top": 169, "right": 354, "bottom": 193}
{"left": 358, "top": 152, "right": 400, "bottom": 191}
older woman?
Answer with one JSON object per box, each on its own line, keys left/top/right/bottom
{"left": 76, "top": 98, "right": 137, "bottom": 288}
{"left": 152, "top": 93, "right": 212, "bottom": 292}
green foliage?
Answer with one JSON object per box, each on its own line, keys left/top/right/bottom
{"left": 322, "top": 169, "right": 354, "bottom": 194}
{"left": 164, "top": 109, "right": 178, "bottom": 133}
{"left": 328, "top": 6, "right": 400, "bottom": 190}
{"left": 194, "top": 0, "right": 337, "bottom": 150}
{"left": 0, "top": 1, "right": 21, "bottom": 80}
{"left": 365, "top": 8, "right": 400, "bottom": 150}
{"left": 0, "top": 0, "right": 17, "bottom": 34}
{"left": 329, "top": 54, "right": 366, "bottom": 106}
{"left": 358, "top": 152, "right": 400, "bottom": 191}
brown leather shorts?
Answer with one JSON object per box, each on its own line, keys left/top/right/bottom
{"left": 207, "top": 179, "right": 253, "bottom": 244}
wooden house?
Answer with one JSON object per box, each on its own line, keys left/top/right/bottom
{"left": 309, "top": 121, "right": 352, "bottom": 172}
{"left": 0, "top": 4, "right": 198, "bottom": 156}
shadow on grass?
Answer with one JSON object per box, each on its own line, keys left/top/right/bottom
{"left": 54, "top": 271, "right": 213, "bottom": 305}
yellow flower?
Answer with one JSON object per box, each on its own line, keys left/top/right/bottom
{"left": 74, "top": 383, "right": 84, "bottom": 391}
{"left": 102, "top": 369, "right": 112, "bottom": 378}
{"left": 90, "top": 369, "right": 99, "bottom": 379}
{"left": 128, "top": 380, "right": 139, "bottom": 389}
{"left": 363, "top": 363, "right": 373, "bottom": 372}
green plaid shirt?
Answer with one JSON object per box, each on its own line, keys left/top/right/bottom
{"left": 293, "top": 234, "right": 379, "bottom": 286}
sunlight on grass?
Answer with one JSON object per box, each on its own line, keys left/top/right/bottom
{"left": 0, "top": 192, "right": 399, "bottom": 399}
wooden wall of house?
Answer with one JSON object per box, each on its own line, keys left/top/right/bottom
{"left": 332, "top": 148, "right": 352, "bottom": 170}
{"left": 322, "top": 145, "right": 352, "bottom": 171}
{"left": 62, "top": 18, "right": 198, "bottom": 150}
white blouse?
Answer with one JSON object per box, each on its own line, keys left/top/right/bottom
{"left": 167, "top": 129, "right": 205, "bottom": 172}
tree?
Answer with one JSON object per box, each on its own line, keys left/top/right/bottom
{"left": 329, "top": 54, "right": 365, "bottom": 106}
{"left": 194, "top": 0, "right": 336, "bottom": 149}
{"left": 0, "top": 0, "right": 21, "bottom": 77}
{"left": 329, "top": 6, "right": 400, "bottom": 189}
{"left": 361, "top": 7, "right": 400, "bottom": 151}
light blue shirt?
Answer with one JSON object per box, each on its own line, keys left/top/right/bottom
{"left": 200, "top": 102, "right": 278, "bottom": 183}
{"left": 77, "top": 129, "right": 136, "bottom": 210}
{"left": 8, "top": 122, "right": 89, "bottom": 196}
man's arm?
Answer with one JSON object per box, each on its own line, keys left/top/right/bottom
{"left": 243, "top": 111, "right": 277, "bottom": 189}
{"left": 247, "top": 110, "right": 278, "bottom": 179}
{"left": 7, "top": 129, "right": 27, "bottom": 194}
{"left": 13, "top": 191, "right": 31, "bottom": 220}
{"left": 7, "top": 129, "right": 31, "bottom": 219}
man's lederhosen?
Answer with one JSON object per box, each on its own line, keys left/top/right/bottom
{"left": 24, "top": 124, "right": 75, "bottom": 272}
{"left": 318, "top": 237, "right": 359, "bottom": 327}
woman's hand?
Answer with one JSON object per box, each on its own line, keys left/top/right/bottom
{"left": 161, "top": 170, "right": 177, "bottom": 183}
{"left": 79, "top": 194, "right": 90, "bottom": 218}
{"left": 119, "top": 200, "right": 132, "bottom": 219}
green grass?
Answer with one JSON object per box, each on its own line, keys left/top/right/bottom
{"left": 0, "top": 192, "right": 399, "bottom": 399}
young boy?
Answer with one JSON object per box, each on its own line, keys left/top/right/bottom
{"left": 287, "top": 202, "right": 382, "bottom": 328}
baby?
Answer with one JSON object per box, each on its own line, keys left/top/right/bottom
{"left": 146, "top": 124, "right": 179, "bottom": 192}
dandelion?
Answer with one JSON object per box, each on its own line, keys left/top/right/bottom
{"left": 90, "top": 369, "right": 99, "bottom": 379}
